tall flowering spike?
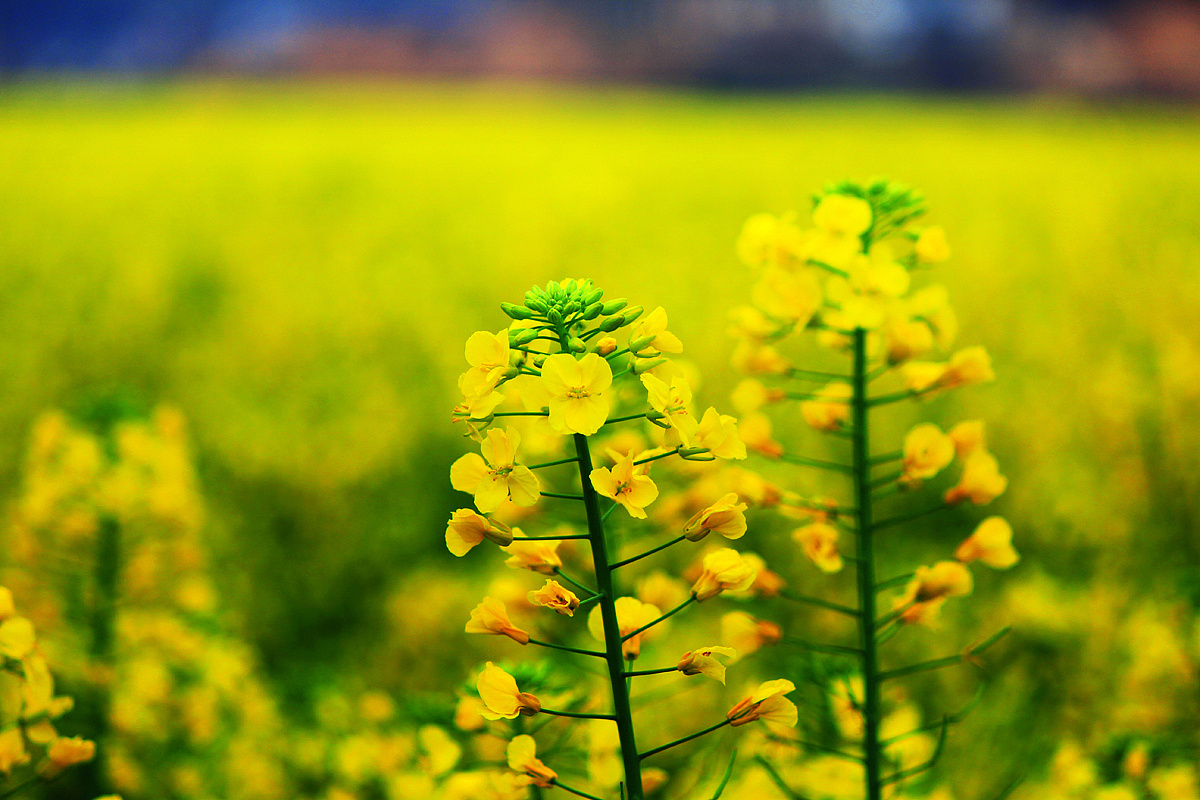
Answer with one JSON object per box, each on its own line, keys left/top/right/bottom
{"left": 691, "top": 548, "right": 757, "bottom": 601}
{"left": 683, "top": 493, "right": 748, "bottom": 541}
{"left": 450, "top": 427, "right": 541, "bottom": 512}
{"left": 445, "top": 509, "right": 513, "bottom": 556}
{"left": 465, "top": 597, "right": 530, "bottom": 644}
{"left": 726, "top": 679, "right": 798, "bottom": 727}
{"left": 541, "top": 353, "right": 613, "bottom": 435}
{"left": 956, "top": 517, "right": 1019, "bottom": 569}
{"left": 507, "top": 735, "right": 558, "bottom": 788}
{"left": 591, "top": 454, "right": 659, "bottom": 519}
{"left": 477, "top": 662, "right": 541, "bottom": 720}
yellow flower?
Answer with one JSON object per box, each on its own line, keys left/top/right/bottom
{"left": 882, "top": 315, "right": 934, "bottom": 365}
{"left": 453, "top": 368, "right": 506, "bottom": 422}
{"left": 0, "top": 614, "right": 35, "bottom": 660}
{"left": 720, "top": 612, "right": 781, "bottom": 656}
{"left": 793, "top": 523, "right": 843, "bottom": 573}
{"left": 739, "top": 552, "right": 786, "bottom": 597}
{"left": 915, "top": 225, "right": 951, "bottom": 263}
{"left": 896, "top": 561, "right": 974, "bottom": 625}
{"left": 944, "top": 450, "right": 1007, "bottom": 506}
{"left": 450, "top": 428, "right": 541, "bottom": 513}
{"left": 901, "top": 423, "right": 955, "bottom": 484}
{"left": 445, "top": 509, "right": 514, "bottom": 556}
{"left": 588, "top": 597, "right": 663, "bottom": 659}
{"left": 691, "top": 548, "right": 757, "bottom": 601}
{"left": 945, "top": 346, "right": 995, "bottom": 387}
{"left": 948, "top": 419, "right": 986, "bottom": 459}
{"left": 465, "top": 328, "right": 511, "bottom": 378}
{"left": 595, "top": 336, "right": 618, "bottom": 356}
{"left": 677, "top": 646, "right": 737, "bottom": 683}
{"left": 501, "top": 538, "right": 563, "bottom": 575}
{"left": 591, "top": 454, "right": 658, "bottom": 519}
{"left": 753, "top": 266, "right": 823, "bottom": 325}
{"left": 476, "top": 662, "right": 541, "bottom": 720}
{"left": 955, "top": 517, "right": 1019, "bottom": 568}
{"left": 454, "top": 695, "right": 486, "bottom": 732}
{"left": 801, "top": 383, "right": 852, "bottom": 431}
{"left": 0, "top": 728, "right": 29, "bottom": 774}
{"left": 541, "top": 353, "right": 613, "bottom": 435}
{"left": 0, "top": 587, "right": 14, "bottom": 618}
{"left": 731, "top": 340, "right": 792, "bottom": 375}
{"left": 730, "top": 378, "right": 783, "bottom": 414}
{"left": 728, "top": 305, "right": 780, "bottom": 342}
{"left": 419, "top": 725, "right": 462, "bottom": 777}
{"left": 696, "top": 407, "right": 747, "bottom": 459}
{"left": 682, "top": 493, "right": 748, "bottom": 541}
{"left": 726, "top": 679, "right": 797, "bottom": 727}
{"left": 630, "top": 307, "right": 683, "bottom": 355}
{"left": 636, "top": 571, "right": 689, "bottom": 611}
{"left": 831, "top": 676, "right": 864, "bottom": 739}
{"left": 527, "top": 580, "right": 580, "bottom": 617}
{"left": 738, "top": 412, "right": 783, "bottom": 459}
{"left": 465, "top": 597, "right": 531, "bottom": 645}
{"left": 641, "top": 373, "right": 698, "bottom": 447}
{"left": 39, "top": 736, "right": 95, "bottom": 777}
{"left": 909, "top": 284, "right": 958, "bottom": 350}
{"left": 901, "top": 360, "right": 950, "bottom": 393}
{"left": 507, "top": 735, "right": 557, "bottom": 788}
{"left": 813, "top": 194, "right": 872, "bottom": 238}
{"left": 736, "top": 212, "right": 808, "bottom": 269}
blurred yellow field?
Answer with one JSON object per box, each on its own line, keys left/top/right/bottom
{"left": 1, "top": 83, "right": 1198, "bottom": 799}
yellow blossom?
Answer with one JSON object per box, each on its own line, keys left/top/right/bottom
{"left": 450, "top": 428, "right": 541, "bottom": 513}
{"left": 909, "top": 284, "right": 958, "bottom": 350}
{"left": 419, "top": 725, "right": 462, "bottom": 776}
{"left": 902, "top": 423, "right": 956, "bottom": 484}
{"left": 588, "top": 597, "right": 663, "bottom": 659}
{"left": 731, "top": 340, "right": 792, "bottom": 375}
{"left": 476, "top": 662, "right": 541, "bottom": 720}
{"left": 595, "top": 336, "right": 617, "bottom": 356}
{"left": 896, "top": 561, "right": 974, "bottom": 625}
{"left": 945, "top": 450, "right": 1008, "bottom": 505}
{"left": 682, "top": 493, "right": 748, "bottom": 541}
{"left": 507, "top": 735, "right": 557, "bottom": 788}
{"left": 753, "top": 266, "right": 823, "bottom": 325}
{"left": 813, "top": 194, "right": 872, "bottom": 238}
{"left": 465, "top": 597, "right": 530, "bottom": 645}
{"left": 738, "top": 412, "right": 783, "bottom": 459}
{"left": 691, "top": 548, "right": 757, "bottom": 601}
{"left": 801, "top": 383, "right": 852, "bottom": 431}
{"left": 0, "top": 728, "right": 29, "bottom": 774}
{"left": 454, "top": 696, "right": 486, "bottom": 731}
{"left": 738, "top": 552, "right": 786, "bottom": 597}
{"left": 452, "top": 368, "right": 506, "bottom": 422}
{"left": 730, "top": 378, "right": 783, "bottom": 414}
{"left": 540, "top": 353, "right": 613, "bottom": 435}
{"left": 901, "top": 360, "right": 950, "bottom": 393}
{"left": 883, "top": 314, "right": 935, "bottom": 364}
{"left": 39, "top": 736, "right": 95, "bottom": 777}
{"left": 464, "top": 329, "right": 511, "bottom": 381}
{"left": 945, "top": 346, "right": 995, "bottom": 387}
{"left": 0, "top": 588, "right": 14, "bottom": 619}
{"left": 0, "top": 615, "right": 35, "bottom": 660}
{"left": 831, "top": 676, "right": 864, "bottom": 739}
{"left": 948, "top": 419, "right": 986, "bottom": 459}
{"left": 726, "top": 679, "right": 797, "bottom": 727}
{"left": 793, "top": 523, "right": 843, "bottom": 573}
{"left": 696, "top": 407, "right": 747, "bottom": 459}
{"left": 501, "top": 538, "right": 562, "bottom": 575}
{"left": 591, "top": 454, "right": 658, "bottom": 519}
{"left": 956, "top": 517, "right": 1019, "bottom": 568}
{"left": 720, "top": 612, "right": 781, "bottom": 656}
{"left": 445, "top": 509, "right": 514, "bottom": 556}
{"left": 728, "top": 306, "right": 780, "bottom": 342}
{"left": 636, "top": 572, "right": 689, "bottom": 611}
{"left": 677, "top": 646, "right": 737, "bottom": 683}
{"left": 641, "top": 373, "right": 698, "bottom": 446}
{"left": 527, "top": 580, "right": 580, "bottom": 617}
{"left": 630, "top": 307, "right": 683, "bottom": 355}
{"left": 736, "top": 212, "right": 808, "bottom": 269}
{"left": 915, "top": 225, "right": 951, "bottom": 263}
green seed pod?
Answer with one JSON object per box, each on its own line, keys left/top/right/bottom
{"left": 620, "top": 305, "right": 644, "bottom": 325}
{"left": 512, "top": 328, "right": 541, "bottom": 346}
{"left": 501, "top": 302, "right": 534, "bottom": 320}
{"left": 582, "top": 301, "right": 604, "bottom": 321}
{"left": 628, "top": 334, "right": 656, "bottom": 353}
{"left": 597, "top": 315, "right": 623, "bottom": 333}
{"left": 601, "top": 298, "right": 627, "bottom": 315}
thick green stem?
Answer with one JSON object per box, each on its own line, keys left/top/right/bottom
{"left": 572, "top": 432, "right": 643, "bottom": 799}
{"left": 851, "top": 329, "right": 883, "bottom": 800}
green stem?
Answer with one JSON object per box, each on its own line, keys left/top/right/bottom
{"left": 572, "top": 432, "right": 644, "bottom": 798}
{"left": 778, "top": 589, "right": 861, "bottom": 618}
{"left": 624, "top": 666, "right": 678, "bottom": 677}
{"left": 875, "top": 572, "right": 915, "bottom": 592}
{"left": 603, "top": 412, "right": 649, "bottom": 427}
{"left": 527, "top": 638, "right": 606, "bottom": 658}
{"left": 753, "top": 755, "right": 809, "bottom": 800}
{"left": 788, "top": 367, "right": 852, "bottom": 381}
{"left": 633, "top": 448, "right": 680, "bottom": 466}
{"left": 553, "top": 568, "right": 596, "bottom": 596}
{"left": 550, "top": 778, "right": 608, "bottom": 800}
{"left": 869, "top": 450, "right": 903, "bottom": 466}
{"left": 494, "top": 411, "right": 550, "bottom": 417}
{"left": 872, "top": 504, "right": 948, "bottom": 531}
{"left": 621, "top": 596, "right": 695, "bottom": 642}
{"left": 783, "top": 636, "right": 863, "bottom": 658}
{"left": 779, "top": 452, "right": 854, "bottom": 474}
{"left": 851, "top": 328, "right": 884, "bottom": 800}
{"left": 514, "top": 534, "right": 592, "bottom": 541}
{"left": 868, "top": 470, "right": 903, "bottom": 490}
{"left": 540, "top": 708, "right": 617, "bottom": 720}
{"left": 529, "top": 456, "right": 582, "bottom": 470}
{"left": 639, "top": 718, "right": 731, "bottom": 761}
{"left": 609, "top": 534, "right": 688, "bottom": 570}
{"left": 82, "top": 514, "right": 120, "bottom": 797}
{"left": 541, "top": 491, "right": 586, "bottom": 501}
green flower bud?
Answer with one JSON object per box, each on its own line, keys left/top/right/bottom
{"left": 628, "top": 334, "right": 656, "bottom": 353}
{"left": 583, "top": 288, "right": 604, "bottom": 306}
{"left": 620, "top": 305, "right": 644, "bottom": 325}
{"left": 501, "top": 302, "right": 534, "bottom": 320}
{"left": 601, "top": 298, "right": 627, "bottom": 315}
{"left": 582, "top": 301, "right": 604, "bottom": 321}
{"left": 547, "top": 308, "right": 563, "bottom": 324}
{"left": 597, "top": 315, "right": 624, "bottom": 333}
{"left": 568, "top": 336, "right": 586, "bottom": 353}
{"left": 562, "top": 278, "right": 577, "bottom": 295}
{"left": 527, "top": 297, "right": 549, "bottom": 314}
{"left": 633, "top": 356, "right": 666, "bottom": 374}
{"left": 512, "top": 328, "right": 541, "bottom": 346}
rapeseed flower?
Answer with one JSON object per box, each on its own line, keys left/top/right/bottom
{"left": 450, "top": 428, "right": 541, "bottom": 513}
{"left": 682, "top": 493, "right": 748, "bottom": 541}
{"left": 691, "top": 548, "right": 757, "bottom": 601}
{"left": 527, "top": 580, "right": 580, "bottom": 616}
{"left": 956, "top": 517, "right": 1019, "bottom": 568}
{"left": 793, "top": 523, "right": 843, "bottom": 573}
{"left": 676, "top": 646, "right": 737, "bottom": 683}
{"left": 629, "top": 307, "right": 683, "bottom": 355}
{"left": 477, "top": 663, "right": 540, "bottom": 720}
{"left": 506, "top": 735, "right": 557, "bottom": 788}
{"left": 445, "top": 509, "right": 514, "bottom": 556}
{"left": 801, "top": 383, "right": 852, "bottom": 431}
{"left": 896, "top": 561, "right": 974, "bottom": 625}
{"left": 642, "top": 373, "right": 698, "bottom": 446}
{"left": 541, "top": 353, "right": 613, "bottom": 435}
{"left": 588, "top": 597, "right": 662, "bottom": 659}
{"left": 901, "top": 423, "right": 956, "bottom": 484}
{"left": 720, "top": 612, "right": 781, "bottom": 656}
{"left": 501, "top": 538, "right": 562, "bottom": 575}
{"left": 591, "top": 454, "right": 658, "bottom": 519}
{"left": 465, "top": 597, "right": 530, "bottom": 644}
{"left": 696, "top": 407, "right": 747, "bottom": 459}
{"left": 727, "top": 679, "right": 798, "bottom": 727}
{"left": 945, "top": 450, "right": 1008, "bottom": 505}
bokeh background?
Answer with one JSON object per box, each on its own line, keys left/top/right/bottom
{"left": 2, "top": 2, "right": 1199, "bottom": 799}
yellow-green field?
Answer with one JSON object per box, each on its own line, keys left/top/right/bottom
{"left": 1, "top": 83, "right": 1199, "bottom": 799}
